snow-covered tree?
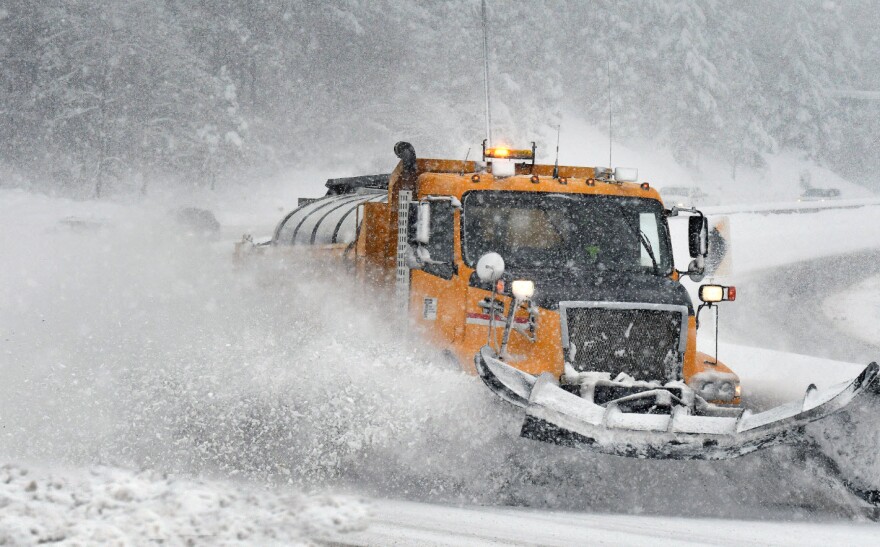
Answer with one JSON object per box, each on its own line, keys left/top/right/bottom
{"left": 762, "top": 1, "right": 840, "bottom": 161}
{"left": 645, "top": 0, "right": 725, "bottom": 167}
{"left": 712, "top": 3, "right": 775, "bottom": 177}
{"left": 1, "top": 0, "right": 876, "bottom": 195}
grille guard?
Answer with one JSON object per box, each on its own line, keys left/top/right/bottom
{"left": 560, "top": 301, "right": 688, "bottom": 382}
{"left": 475, "top": 345, "right": 880, "bottom": 460}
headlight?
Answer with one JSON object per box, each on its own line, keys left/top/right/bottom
{"left": 718, "top": 381, "right": 735, "bottom": 399}
{"left": 690, "top": 373, "right": 740, "bottom": 403}
{"left": 694, "top": 381, "right": 717, "bottom": 400}
{"left": 698, "top": 284, "right": 736, "bottom": 303}
{"left": 511, "top": 279, "right": 535, "bottom": 300}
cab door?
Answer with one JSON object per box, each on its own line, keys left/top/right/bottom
{"left": 409, "top": 200, "right": 467, "bottom": 351}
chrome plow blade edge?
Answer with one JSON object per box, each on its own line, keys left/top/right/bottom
{"left": 475, "top": 346, "right": 880, "bottom": 460}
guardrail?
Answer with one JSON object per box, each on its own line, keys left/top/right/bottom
{"left": 701, "top": 197, "right": 880, "bottom": 216}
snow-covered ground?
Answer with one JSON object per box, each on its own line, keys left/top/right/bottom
{"left": 3, "top": 171, "right": 880, "bottom": 544}
{"left": 824, "top": 274, "right": 880, "bottom": 347}
{"left": 0, "top": 463, "right": 367, "bottom": 545}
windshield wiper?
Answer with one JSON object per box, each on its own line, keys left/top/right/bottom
{"left": 637, "top": 228, "right": 660, "bottom": 275}
{"left": 605, "top": 202, "right": 660, "bottom": 275}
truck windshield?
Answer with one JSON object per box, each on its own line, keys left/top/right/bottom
{"left": 462, "top": 191, "right": 672, "bottom": 276}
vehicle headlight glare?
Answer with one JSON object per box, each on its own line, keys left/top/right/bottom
{"left": 511, "top": 279, "right": 535, "bottom": 300}
{"left": 699, "top": 285, "right": 724, "bottom": 303}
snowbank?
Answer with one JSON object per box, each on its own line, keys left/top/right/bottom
{"left": 0, "top": 463, "right": 367, "bottom": 545}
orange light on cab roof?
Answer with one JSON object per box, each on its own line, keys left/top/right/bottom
{"left": 485, "top": 147, "right": 535, "bottom": 160}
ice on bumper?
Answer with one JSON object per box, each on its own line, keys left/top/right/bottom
{"left": 561, "top": 363, "right": 697, "bottom": 409}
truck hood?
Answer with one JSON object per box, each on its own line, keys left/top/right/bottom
{"left": 516, "top": 269, "right": 693, "bottom": 315}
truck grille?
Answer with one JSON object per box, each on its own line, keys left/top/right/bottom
{"left": 561, "top": 303, "right": 687, "bottom": 382}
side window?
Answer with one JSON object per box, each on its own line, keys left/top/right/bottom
{"left": 424, "top": 201, "right": 455, "bottom": 279}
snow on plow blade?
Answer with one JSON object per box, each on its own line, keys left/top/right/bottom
{"left": 475, "top": 346, "right": 880, "bottom": 460}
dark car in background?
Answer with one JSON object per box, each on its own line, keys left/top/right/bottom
{"left": 799, "top": 187, "right": 841, "bottom": 201}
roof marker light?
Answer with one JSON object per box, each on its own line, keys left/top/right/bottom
{"left": 641, "top": 182, "right": 650, "bottom": 190}
{"left": 559, "top": 177, "right": 568, "bottom": 185}
{"left": 586, "top": 178, "right": 595, "bottom": 187}
{"left": 471, "top": 174, "right": 481, "bottom": 183}
{"left": 530, "top": 175, "right": 540, "bottom": 184}
{"left": 615, "top": 167, "right": 639, "bottom": 182}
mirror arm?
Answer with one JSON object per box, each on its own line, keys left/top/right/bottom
{"left": 670, "top": 205, "right": 702, "bottom": 217}
{"left": 408, "top": 244, "right": 452, "bottom": 267}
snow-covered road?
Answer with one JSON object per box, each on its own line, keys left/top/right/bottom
{"left": 723, "top": 249, "right": 880, "bottom": 365}
{"left": 320, "top": 499, "right": 880, "bottom": 546}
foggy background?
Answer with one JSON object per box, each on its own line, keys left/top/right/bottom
{"left": 5, "top": 3, "right": 880, "bottom": 541}
{"left": 2, "top": 0, "right": 879, "bottom": 198}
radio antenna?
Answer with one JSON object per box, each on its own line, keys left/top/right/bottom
{"left": 552, "top": 123, "right": 561, "bottom": 179}
{"left": 607, "top": 58, "right": 613, "bottom": 167}
{"left": 481, "top": 0, "right": 493, "bottom": 147}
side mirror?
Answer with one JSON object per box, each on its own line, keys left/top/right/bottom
{"left": 688, "top": 214, "right": 708, "bottom": 258}
{"left": 414, "top": 201, "right": 431, "bottom": 244}
{"left": 476, "top": 252, "right": 505, "bottom": 283}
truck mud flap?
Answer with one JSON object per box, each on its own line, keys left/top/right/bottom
{"left": 476, "top": 346, "right": 880, "bottom": 461}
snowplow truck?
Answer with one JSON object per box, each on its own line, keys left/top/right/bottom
{"left": 243, "top": 141, "right": 880, "bottom": 460}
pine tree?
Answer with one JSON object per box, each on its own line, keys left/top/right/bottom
{"left": 711, "top": 3, "right": 775, "bottom": 177}
{"left": 647, "top": 0, "right": 725, "bottom": 167}
{"left": 764, "top": 1, "right": 839, "bottom": 161}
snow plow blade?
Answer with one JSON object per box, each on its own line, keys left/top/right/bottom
{"left": 475, "top": 346, "right": 880, "bottom": 460}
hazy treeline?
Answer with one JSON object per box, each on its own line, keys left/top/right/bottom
{"left": 1, "top": 0, "right": 878, "bottom": 196}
